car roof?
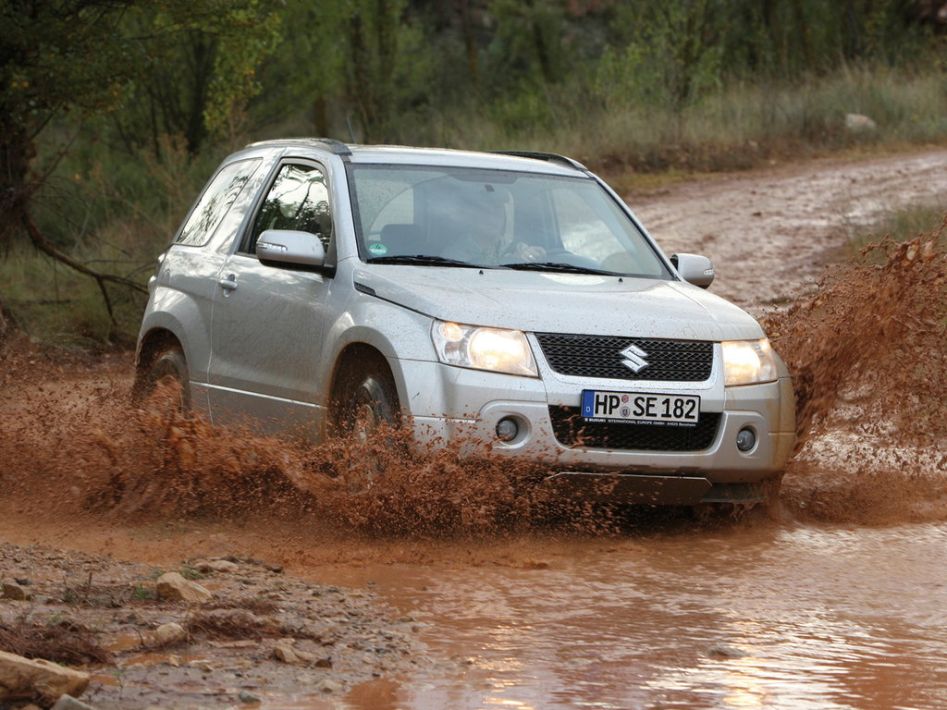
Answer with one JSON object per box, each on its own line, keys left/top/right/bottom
{"left": 239, "top": 138, "right": 587, "bottom": 177}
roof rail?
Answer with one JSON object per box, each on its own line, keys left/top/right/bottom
{"left": 491, "top": 150, "right": 586, "bottom": 171}
{"left": 244, "top": 137, "right": 352, "bottom": 156}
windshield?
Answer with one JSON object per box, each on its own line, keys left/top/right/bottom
{"left": 347, "top": 164, "right": 671, "bottom": 278}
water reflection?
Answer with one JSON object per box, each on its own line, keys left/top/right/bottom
{"left": 343, "top": 523, "right": 947, "bottom": 709}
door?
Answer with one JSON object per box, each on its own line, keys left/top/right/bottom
{"left": 207, "top": 160, "right": 335, "bottom": 434}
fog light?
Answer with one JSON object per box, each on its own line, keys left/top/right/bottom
{"left": 736, "top": 427, "right": 756, "bottom": 452}
{"left": 496, "top": 417, "right": 519, "bottom": 442}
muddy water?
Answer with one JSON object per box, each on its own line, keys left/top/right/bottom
{"left": 322, "top": 522, "right": 947, "bottom": 709}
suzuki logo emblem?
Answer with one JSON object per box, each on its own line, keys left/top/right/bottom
{"left": 620, "top": 344, "right": 649, "bottom": 372}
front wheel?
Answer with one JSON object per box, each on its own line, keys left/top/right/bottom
{"left": 332, "top": 366, "right": 400, "bottom": 441}
{"left": 330, "top": 360, "right": 402, "bottom": 491}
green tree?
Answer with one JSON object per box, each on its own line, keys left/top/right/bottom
{"left": 0, "top": 0, "right": 280, "bottom": 319}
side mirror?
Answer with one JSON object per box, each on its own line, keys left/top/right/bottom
{"left": 256, "top": 229, "right": 326, "bottom": 268}
{"left": 671, "top": 253, "right": 715, "bottom": 288}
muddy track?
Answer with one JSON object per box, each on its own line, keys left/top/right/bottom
{"left": 630, "top": 147, "right": 947, "bottom": 310}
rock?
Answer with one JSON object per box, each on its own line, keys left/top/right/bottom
{"left": 2, "top": 581, "right": 30, "bottom": 600}
{"left": 707, "top": 643, "right": 744, "bottom": 659}
{"left": 845, "top": 113, "right": 877, "bottom": 133}
{"left": 272, "top": 642, "right": 299, "bottom": 664}
{"left": 208, "top": 559, "right": 238, "bottom": 573}
{"left": 238, "top": 690, "right": 260, "bottom": 704}
{"left": 51, "top": 695, "right": 97, "bottom": 710}
{"left": 151, "top": 622, "right": 187, "bottom": 647}
{"left": 319, "top": 679, "right": 341, "bottom": 694}
{"left": 194, "top": 559, "right": 239, "bottom": 574}
{"left": 293, "top": 649, "right": 317, "bottom": 664}
{"left": 155, "top": 572, "right": 212, "bottom": 604}
{"left": 0, "top": 651, "right": 90, "bottom": 705}
{"left": 190, "top": 660, "right": 214, "bottom": 673}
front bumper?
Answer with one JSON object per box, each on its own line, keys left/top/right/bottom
{"left": 393, "top": 343, "right": 795, "bottom": 504}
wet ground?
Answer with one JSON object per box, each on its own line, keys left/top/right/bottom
{"left": 2, "top": 148, "right": 946, "bottom": 708}
{"left": 328, "top": 523, "right": 947, "bottom": 709}
{"left": 2, "top": 514, "right": 944, "bottom": 708}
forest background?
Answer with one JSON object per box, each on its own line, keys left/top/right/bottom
{"left": 1, "top": 0, "right": 945, "bottom": 345}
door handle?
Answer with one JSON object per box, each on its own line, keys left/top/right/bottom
{"left": 218, "top": 274, "right": 237, "bottom": 291}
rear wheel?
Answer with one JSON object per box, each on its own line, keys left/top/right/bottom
{"left": 132, "top": 346, "right": 190, "bottom": 413}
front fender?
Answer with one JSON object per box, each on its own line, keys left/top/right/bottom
{"left": 317, "top": 296, "right": 435, "bottom": 408}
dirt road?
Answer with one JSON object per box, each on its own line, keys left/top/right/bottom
{"left": 631, "top": 147, "right": 947, "bottom": 309}
{"left": 1, "top": 148, "right": 945, "bottom": 709}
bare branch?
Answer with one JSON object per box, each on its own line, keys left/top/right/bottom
{"left": 21, "top": 210, "right": 147, "bottom": 324}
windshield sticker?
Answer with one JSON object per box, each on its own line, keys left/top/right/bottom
{"left": 368, "top": 242, "right": 389, "bottom": 256}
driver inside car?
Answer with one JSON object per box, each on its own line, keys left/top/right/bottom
{"left": 441, "top": 187, "right": 546, "bottom": 265}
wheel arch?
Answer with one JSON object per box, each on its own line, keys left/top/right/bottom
{"left": 136, "top": 327, "right": 185, "bottom": 376}
{"left": 328, "top": 342, "right": 400, "bottom": 412}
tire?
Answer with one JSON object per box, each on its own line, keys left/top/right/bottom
{"left": 331, "top": 360, "right": 401, "bottom": 492}
{"left": 332, "top": 362, "right": 401, "bottom": 441}
{"left": 132, "top": 346, "right": 190, "bottom": 413}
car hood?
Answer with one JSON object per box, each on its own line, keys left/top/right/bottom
{"left": 352, "top": 265, "right": 764, "bottom": 341}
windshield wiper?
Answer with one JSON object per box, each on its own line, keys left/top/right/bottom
{"left": 499, "top": 261, "right": 619, "bottom": 276}
{"left": 367, "top": 254, "right": 484, "bottom": 268}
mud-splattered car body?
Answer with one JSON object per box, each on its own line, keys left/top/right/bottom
{"left": 136, "top": 139, "right": 795, "bottom": 506}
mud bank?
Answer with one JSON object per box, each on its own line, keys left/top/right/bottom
{"left": 0, "top": 541, "right": 419, "bottom": 708}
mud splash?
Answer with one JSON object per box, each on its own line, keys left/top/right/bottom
{"left": 766, "top": 227, "right": 947, "bottom": 523}
{"left": 0, "top": 354, "right": 605, "bottom": 537}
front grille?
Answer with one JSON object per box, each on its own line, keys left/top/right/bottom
{"left": 549, "top": 406, "right": 721, "bottom": 452}
{"left": 535, "top": 333, "right": 713, "bottom": 381}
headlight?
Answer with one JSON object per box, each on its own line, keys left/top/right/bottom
{"left": 432, "top": 320, "right": 538, "bottom": 377}
{"left": 721, "top": 338, "right": 778, "bottom": 386}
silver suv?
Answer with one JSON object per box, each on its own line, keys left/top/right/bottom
{"left": 135, "top": 139, "right": 795, "bottom": 506}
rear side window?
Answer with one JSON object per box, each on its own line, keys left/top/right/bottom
{"left": 176, "top": 159, "right": 261, "bottom": 246}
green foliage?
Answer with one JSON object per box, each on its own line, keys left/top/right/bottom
{"left": 488, "top": 0, "right": 566, "bottom": 85}
{"left": 179, "top": 565, "right": 205, "bottom": 581}
{"left": 132, "top": 585, "right": 157, "bottom": 601}
{"left": 1, "top": 1, "right": 133, "bottom": 128}
{"left": 2, "top": 0, "right": 946, "bottom": 345}
{"left": 600, "top": 1, "right": 725, "bottom": 114}
{"left": 102, "top": 0, "right": 282, "bottom": 156}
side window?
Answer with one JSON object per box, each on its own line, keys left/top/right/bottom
{"left": 177, "top": 159, "right": 261, "bottom": 246}
{"left": 247, "top": 163, "right": 332, "bottom": 254}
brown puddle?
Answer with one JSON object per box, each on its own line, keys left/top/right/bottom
{"left": 319, "top": 523, "right": 947, "bottom": 709}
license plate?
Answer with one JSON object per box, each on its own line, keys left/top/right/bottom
{"left": 581, "top": 390, "right": 700, "bottom": 426}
